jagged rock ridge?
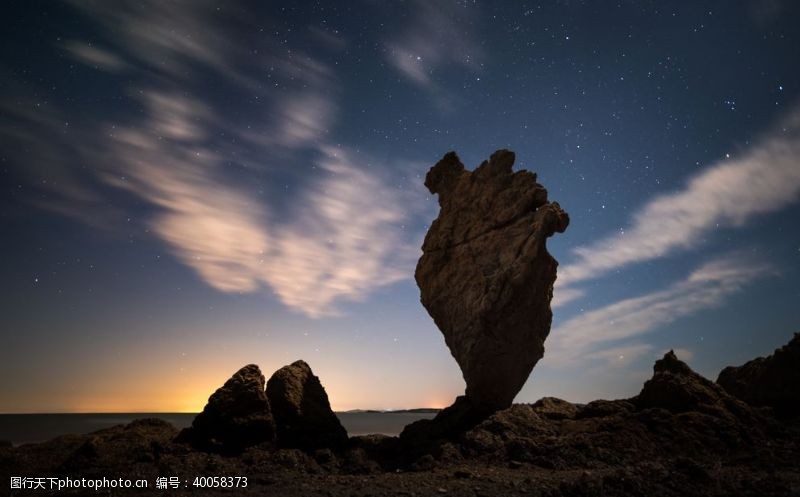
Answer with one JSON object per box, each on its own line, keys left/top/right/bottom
{"left": 717, "top": 333, "right": 800, "bottom": 418}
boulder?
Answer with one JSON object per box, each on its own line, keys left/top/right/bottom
{"left": 183, "top": 364, "right": 275, "bottom": 453}
{"left": 266, "top": 360, "right": 348, "bottom": 450}
{"left": 717, "top": 333, "right": 800, "bottom": 418}
{"left": 416, "top": 150, "right": 569, "bottom": 411}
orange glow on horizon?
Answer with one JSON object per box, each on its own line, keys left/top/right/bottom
{"left": 0, "top": 334, "right": 465, "bottom": 414}
{"left": 4, "top": 366, "right": 457, "bottom": 414}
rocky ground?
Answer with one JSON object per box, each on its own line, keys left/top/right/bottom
{"left": 3, "top": 338, "right": 799, "bottom": 497}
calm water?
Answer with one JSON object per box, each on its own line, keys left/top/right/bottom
{"left": 0, "top": 412, "right": 437, "bottom": 445}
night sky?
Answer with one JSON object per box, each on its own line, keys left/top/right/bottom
{"left": 2, "top": 0, "right": 799, "bottom": 413}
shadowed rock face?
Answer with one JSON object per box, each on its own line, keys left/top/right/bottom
{"left": 187, "top": 364, "right": 275, "bottom": 452}
{"left": 267, "top": 360, "right": 348, "bottom": 450}
{"left": 416, "top": 150, "right": 569, "bottom": 410}
{"left": 717, "top": 333, "right": 800, "bottom": 418}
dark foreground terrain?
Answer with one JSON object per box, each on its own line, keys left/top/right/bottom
{"left": 3, "top": 337, "right": 800, "bottom": 497}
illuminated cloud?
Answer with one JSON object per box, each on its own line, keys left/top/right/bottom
{"left": 547, "top": 254, "right": 773, "bottom": 364}
{"left": 276, "top": 93, "right": 337, "bottom": 148}
{"left": 551, "top": 287, "right": 586, "bottom": 308}
{"left": 100, "top": 92, "right": 420, "bottom": 317}
{"left": 0, "top": 2, "right": 428, "bottom": 318}
{"left": 64, "top": 41, "right": 128, "bottom": 72}
{"left": 555, "top": 106, "right": 800, "bottom": 304}
{"left": 264, "top": 146, "right": 416, "bottom": 315}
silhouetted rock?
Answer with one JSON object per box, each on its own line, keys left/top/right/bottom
{"left": 266, "top": 360, "right": 348, "bottom": 451}
{"left": 531, "top": 397, "right": 578, "bottom": 420}
{"left": 635, "top": 351, "right": 763, "bottom": 428}
{"left": 718, "top": 333, "right": 800, "bottom": 418}
{"left": 182, "top": 364, "right": 275, "bottom": 453}
{"left": 416, "top": 150, "right": 569, "bottom": 411}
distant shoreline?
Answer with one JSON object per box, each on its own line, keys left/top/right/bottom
{"left": 338, "top": 408, "right": 442, "bottom": 414}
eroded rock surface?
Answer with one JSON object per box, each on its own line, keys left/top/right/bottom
{"left": 416, "top": 150, "right": 569, "bottom": 410}
{"left": 267, "top": 360, "right": 348, "bottom": 450}
{"left": 717, "top": 333, "right": 800, "bottom": 418}
{"left": 183, "top": 364, "right": 275, "bottom": 453}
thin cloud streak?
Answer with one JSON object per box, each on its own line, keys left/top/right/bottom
{"left": 64, "top": 41, "right": 128, "bottom": 72}
{"left": 556, "top": 107, "right": 800, "bottom": 298}
{"left": 584, "top": 343, "right": 655, "bottom": 369}
{"left": 384, "top": 0, "right": 483, "bottom": 104}
{"left": 547, "top": 254, "right": 773, "bottom": 364}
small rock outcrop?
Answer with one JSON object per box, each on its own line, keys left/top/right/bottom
{"left": 636, "top": 350, "right": 761, "bottom": 426}
{"left": 717, "top": 333, "right": 800, "bottom": 418}
{"left": 266, "top": 360, "right": 348, "bottom": 450}
{"left": 182, "top": 364, "right": 275, "bottom": 453}
{"left": 416, "top": 150, "right": 569, "bottom": 411}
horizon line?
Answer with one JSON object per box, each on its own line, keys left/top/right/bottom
{"left": 0, "top": 407, "right": 444, "bottom": 416}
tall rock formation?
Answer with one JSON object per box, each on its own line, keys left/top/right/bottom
{"left": 416, "top": 150, "right": 569, "bottom": 410}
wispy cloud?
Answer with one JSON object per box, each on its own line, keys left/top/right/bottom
{"left": 264, "top": 146, "right": 420, "bottom": 315}
{"left": 275, "top": 93, "right": 337, "bottom": 148}
{"left": 555, "top": 106, "right": 800, "bottom": 304}
{"left": 584, "top": 343, "right": 655, "bottom": 369}
{"left": 66, "top": 0, "right": 337, "bottom": 112}
{"left": 67, "top": 1, "right": 250, "bottom": 84}
{"left": 384, "top": 0, "right": 483, "bottom": 103}
{"left": 98, "top": 91, "right": 422, "bottom": 317}
{"left": 547, "top": 253, "right": 774, "bottom": 364}
{"left": 1, "top": 2, "right": 429, "bottom": 318}
{"left": 64, "top": 41, "right": 128, "bottom": 72}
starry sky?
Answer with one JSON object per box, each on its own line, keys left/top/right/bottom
{"left": 1, "top": 0, "right": 799, "bottom": 413}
